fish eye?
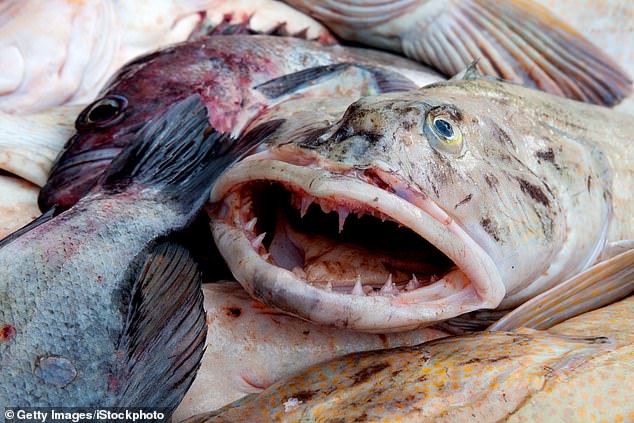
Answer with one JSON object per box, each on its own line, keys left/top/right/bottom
{"left": 76, "top": 95, "right": 127, "bottom": 130}
{"left": 423, "top": 111, "right": 464, "bottom": 155}
{"left": 433, "top": 118, "right": 454, "bottom": 139}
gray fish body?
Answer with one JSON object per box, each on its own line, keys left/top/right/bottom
{"left": 0, "top": 195, "right": 178, "bottom": 405}
{"left": 0, "top": 95, "right": 266, "bottom": 409}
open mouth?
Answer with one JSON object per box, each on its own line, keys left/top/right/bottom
{"left": 209, "top": 150, "right": 504, "bottom": 332}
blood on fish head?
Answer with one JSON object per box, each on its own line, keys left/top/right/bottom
{"left": 37, "top": 44, "right": 216, "bottom": 211}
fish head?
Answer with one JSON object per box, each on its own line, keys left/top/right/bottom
{"left": 37, "top": 43, "right": 215, "bottom": 210}
{"left": 38, "top": 92, "right": 173, "bottom": 210}
{"left": 208, "top": 80, "right": 608, "bottom": 332}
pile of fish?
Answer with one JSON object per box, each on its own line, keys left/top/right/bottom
{"left": 0, "top": 0, "right": 632, "bottom": 422}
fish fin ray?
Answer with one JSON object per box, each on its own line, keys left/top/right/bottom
{"left": 255, "top": 63, "right": 417, "bottom": 99}
{"left": 112, "top": 242, "right": 206, "bottom": 412}
{"left": 402, "top": 0, "right": 632, "bottom": 105}
{"left": 0, "top": 205, "right": 59, "bottom": 249}
{"left": 490, "top": 249, "right": 634, "bottom": 331}
{"left": 435, "top": 308, "right": 509, "bottom": 334}
{"left": 599, "top": 240, "right": 634, "bottom": 261}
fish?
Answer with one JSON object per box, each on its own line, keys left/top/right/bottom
{"left": 194, "top": 0, "right": 335, "bottom": 42}
{"left": 173, "top": 281, "right": 448, "bottom": 420}
{"left": 533, "top": 0, "right": 634, "bottom": 77}
{"left": 207, "top": 71, "right": 634, "bottom": 332}
{"left": 0, "top": 95, "right": 272, "bottom": 411}
{"left": 183, "top": 294, "right": 634, "bottom": 423}
{"left": 0, "top": 0, "right": 206, "bottom": 114}
{"left": 38, "top": 34, "right": 442, "bottom": 211}
{"left": 0, "top": 0, "right": 333, "bottom": 114}
{"left": 283, "top": 0, "right": 633, "bottom": 106}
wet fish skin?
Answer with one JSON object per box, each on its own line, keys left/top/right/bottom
{"left": 208, "top": 75, "right": 633, "bottom": 332}
{"left": 0, "top": 95, "right": 265, "bottom": 409}
{"left": 39, "top": 34, "right": 441, "bottom": 211}
{"left": 0, "top": 0, "right": 336, "bottom": 114}
{"left": 173, "top": 281, "right": 447, "bottom": 420}
{"left": 184, "top": 295, "right": 634, "bottom": 422}
{"left": 0, "top": 0, "right": 208, "bottom": 114}
{"left": 284, "top": 0, "right": 632, "bottom": 105}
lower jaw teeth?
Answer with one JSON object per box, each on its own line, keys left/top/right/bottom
{"left": 351, "top": 276, "right": 364, "bottom": 296}
{"left": 307, "top": 273, "right": 434, "bottom": 297}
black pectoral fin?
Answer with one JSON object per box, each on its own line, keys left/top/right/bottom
{"left": 255, "top": 63, "right": 417, "bottom": 99}
{"left": 112, "top": 242, "right": 206, "bottom": 413}
{"left": 0, "top": 205, "right": 59, "bottom": 249}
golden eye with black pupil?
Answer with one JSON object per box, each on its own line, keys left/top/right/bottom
{"left": 76, "top": 95, "right": 127, "bottom": 130}
{"left": 423, "top": 111, "right": 464, "bottom": 154}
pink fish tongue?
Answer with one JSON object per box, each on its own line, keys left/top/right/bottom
{"left": 268, "top": 209, "right": 440, "bottom": 291}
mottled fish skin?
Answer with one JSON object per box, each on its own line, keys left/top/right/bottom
{"left": 208, "top": 77, "right": 633, "bottom": 332}
{"left": 0, "top": 96, "right": 264, "bottom": 410}
{"left": 39, "top": 34, "right": 441, "bottom": 210}
{"left": 184, "top": 295, "right": 634, "bottom": 423}
{"left": 284, "top": 0, "right": 632, "bottom": 106}
{"left": 173, "top": 281, "right": 448, "bottom": 420}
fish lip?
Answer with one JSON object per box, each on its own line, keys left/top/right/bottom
{"left": 209, "top": 152, "right": 505, "bottom": 331}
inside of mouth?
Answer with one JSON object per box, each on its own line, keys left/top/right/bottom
{"left": 222, "top": 182, "right": 461, "bottom": 297}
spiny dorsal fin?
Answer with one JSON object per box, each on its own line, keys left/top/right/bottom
{"left": 450, "top": 60, "right": 484, "bottom": 81}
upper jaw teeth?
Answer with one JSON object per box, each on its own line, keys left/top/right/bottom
{"left": 235, "top": 188, "right": 446, "bottom": 298}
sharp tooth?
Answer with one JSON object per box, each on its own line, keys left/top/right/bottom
{"left": 337, "top": 207, "right": 349, "bottom": 233}
{"left": 406, "top": 274, "right": 421, "bottom": 291}
{"left": 351, "top": 276, "right": 365, "bottom": 296}
{"left": 251, "top": 232, "right": 266, "bottom": 249}
{"left": 320, "top": 201, "right": 332, "bottom": 214}
{"left": 430, "top": 274, "right": 439, "bottom": 283}
{"left": 300, "top": 197, "right": 313, "bottom": 218}
{"left": 380, "top": 274, "right": 395, "bottom": 294}
{"left": 325, "top": 281, "right": 333, "bottom": 292}
{"left": 244, "top": 217, "right": 257, "bottom": 232}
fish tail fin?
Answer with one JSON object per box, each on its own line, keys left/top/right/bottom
{"left": 112, "top": 242, "right": 206, "bottom": 413}
{"left": 489, "top": 249, "right": 634, "bottom": 331}
{"left": 99, "top": 94, "right": 279, "bottom": 213}
{"left": 402, "top": 0, "right": 632, "bottom": 105}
